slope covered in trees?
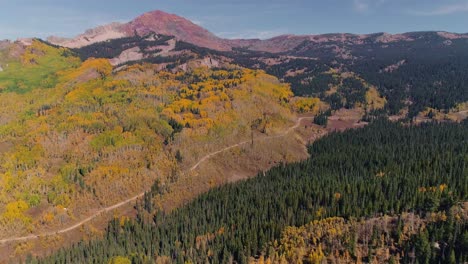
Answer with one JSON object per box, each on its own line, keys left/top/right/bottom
{"left": 34, "top": 120, "right": 468, "bottom": 263}
{"left": 262, "top": 209, "right": 467, "bottom": 263}
{"left": 239, "top": 33, "right": 468, "bottom": 118}
{"left": 0, "top": 40, "right": 298, "bottom": 239}
{"left": 73, "top": 34, "right": 174, "bottom": 61}
{"left": 72, "top": 31, "right": 468, "bottom": 120}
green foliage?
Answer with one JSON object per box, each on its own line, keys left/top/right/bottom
{"left": 313, "top": 110, "right": 331, "bottom": 126}
{"left": 401, "top": 217, "right": 467, "bottom": 264}
{"left": 90, "top": 130, "right": 125, "bottom": 151}
{"left": 0, "top": 40, "right": 80, "bottom": 93}
{"left": 21, "top": 194, "right": 41, "bottom": 207}
{"left": 175, "top": 150, "right": 183, "bottom": 163}
{"left": 339, "top": 77, "right": 367, "bottom": 108}
{"left": 108, "top": 256, "right": 131, "bottom": 264}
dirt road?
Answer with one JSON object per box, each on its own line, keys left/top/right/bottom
{"left": 0, "top": 117, "right": 312, "bottom": 244}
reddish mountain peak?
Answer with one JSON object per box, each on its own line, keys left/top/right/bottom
{"left": 131, "top": 10, "right": 191, "bottom": 26}
{"left": 123, "top": 10, "right": 231, "bottom": 51}
{"left": 126, "top": 10, "right": 203, "bottom": 35}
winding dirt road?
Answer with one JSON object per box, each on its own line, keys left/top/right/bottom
{"left": 0, "top": 117, "right": 312, "bottom": 244}
{"left": 190, "top": 117, "right": 309, "bottom": 171}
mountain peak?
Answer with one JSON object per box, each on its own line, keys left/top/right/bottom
{"left": 48, "top": 9, "right": 231, "bottom": 51}
{"left": 123, "top": 10, "right": 230, "bottom": 50}
{"left": 135, "top": 10, "right": 184, "bottom": 20}
{"left": 130, "top": 10, "right": 191, "bottom": 27}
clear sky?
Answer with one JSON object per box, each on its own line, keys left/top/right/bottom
{"left": 1, "top": 0, "right": 467, "bottom": 40}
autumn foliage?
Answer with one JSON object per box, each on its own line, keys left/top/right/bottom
{"left": 0, "top": 41, "right": 296, "bottom": 237}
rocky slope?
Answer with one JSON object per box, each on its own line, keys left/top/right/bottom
{"left": 47, "top": 22, "right": 125, "bottom": 49}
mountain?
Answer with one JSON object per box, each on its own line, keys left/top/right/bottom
{"left": 122, "top": 10, "right": 231, "bottom": 51}
{"left": 48, "top": 10, "right": 231, "bottom": 51}
{"left": 47, "top": 10, "right": 468, "bottom": 54}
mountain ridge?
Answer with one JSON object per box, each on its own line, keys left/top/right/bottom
{"left": 45, "top": 10, "right": 468, "bottom": 53}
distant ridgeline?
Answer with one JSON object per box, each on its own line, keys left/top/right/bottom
{"left": 232, "top": 32, "right": 468, "bottom": 118}
{"left": 71, "top": 31, "right": 468, "bottom": 119}
{"left": 35, "top": 119, "right": 468, "bottom": 264}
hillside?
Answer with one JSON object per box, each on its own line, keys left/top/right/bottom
{"left": 235, "top": 31, "right": 468, "bottom": 119}
{"left": 259, "top": 210, "right": 467, "bottom": 263}
{"left": 35, "top": 120, "right": 468, "bottom": 263}
{"left": 0, "top": 39, "right": 314, "bottom": 244}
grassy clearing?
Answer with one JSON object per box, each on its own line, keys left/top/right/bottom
{"left": 0, "top": 40, "right": 80, "bottom": 93}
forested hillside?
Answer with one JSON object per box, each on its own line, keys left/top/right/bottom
{"left": 34, "top": 120, "right": 468, "bottom": 263}
{"left": 262, "top": 210, "right": 466, "bottom": 263}
{"left": 0, "top": 39, "right": 302, "bottom": 239}
{"left": 71, "top": 31, "right": 468, "bottom": 121}
{"left": 234, "top": 32, "right": 468, "bottom": 119}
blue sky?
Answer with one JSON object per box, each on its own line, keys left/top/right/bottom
{"left": 1, "top": 0, "right": 467, "bottom": 40}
